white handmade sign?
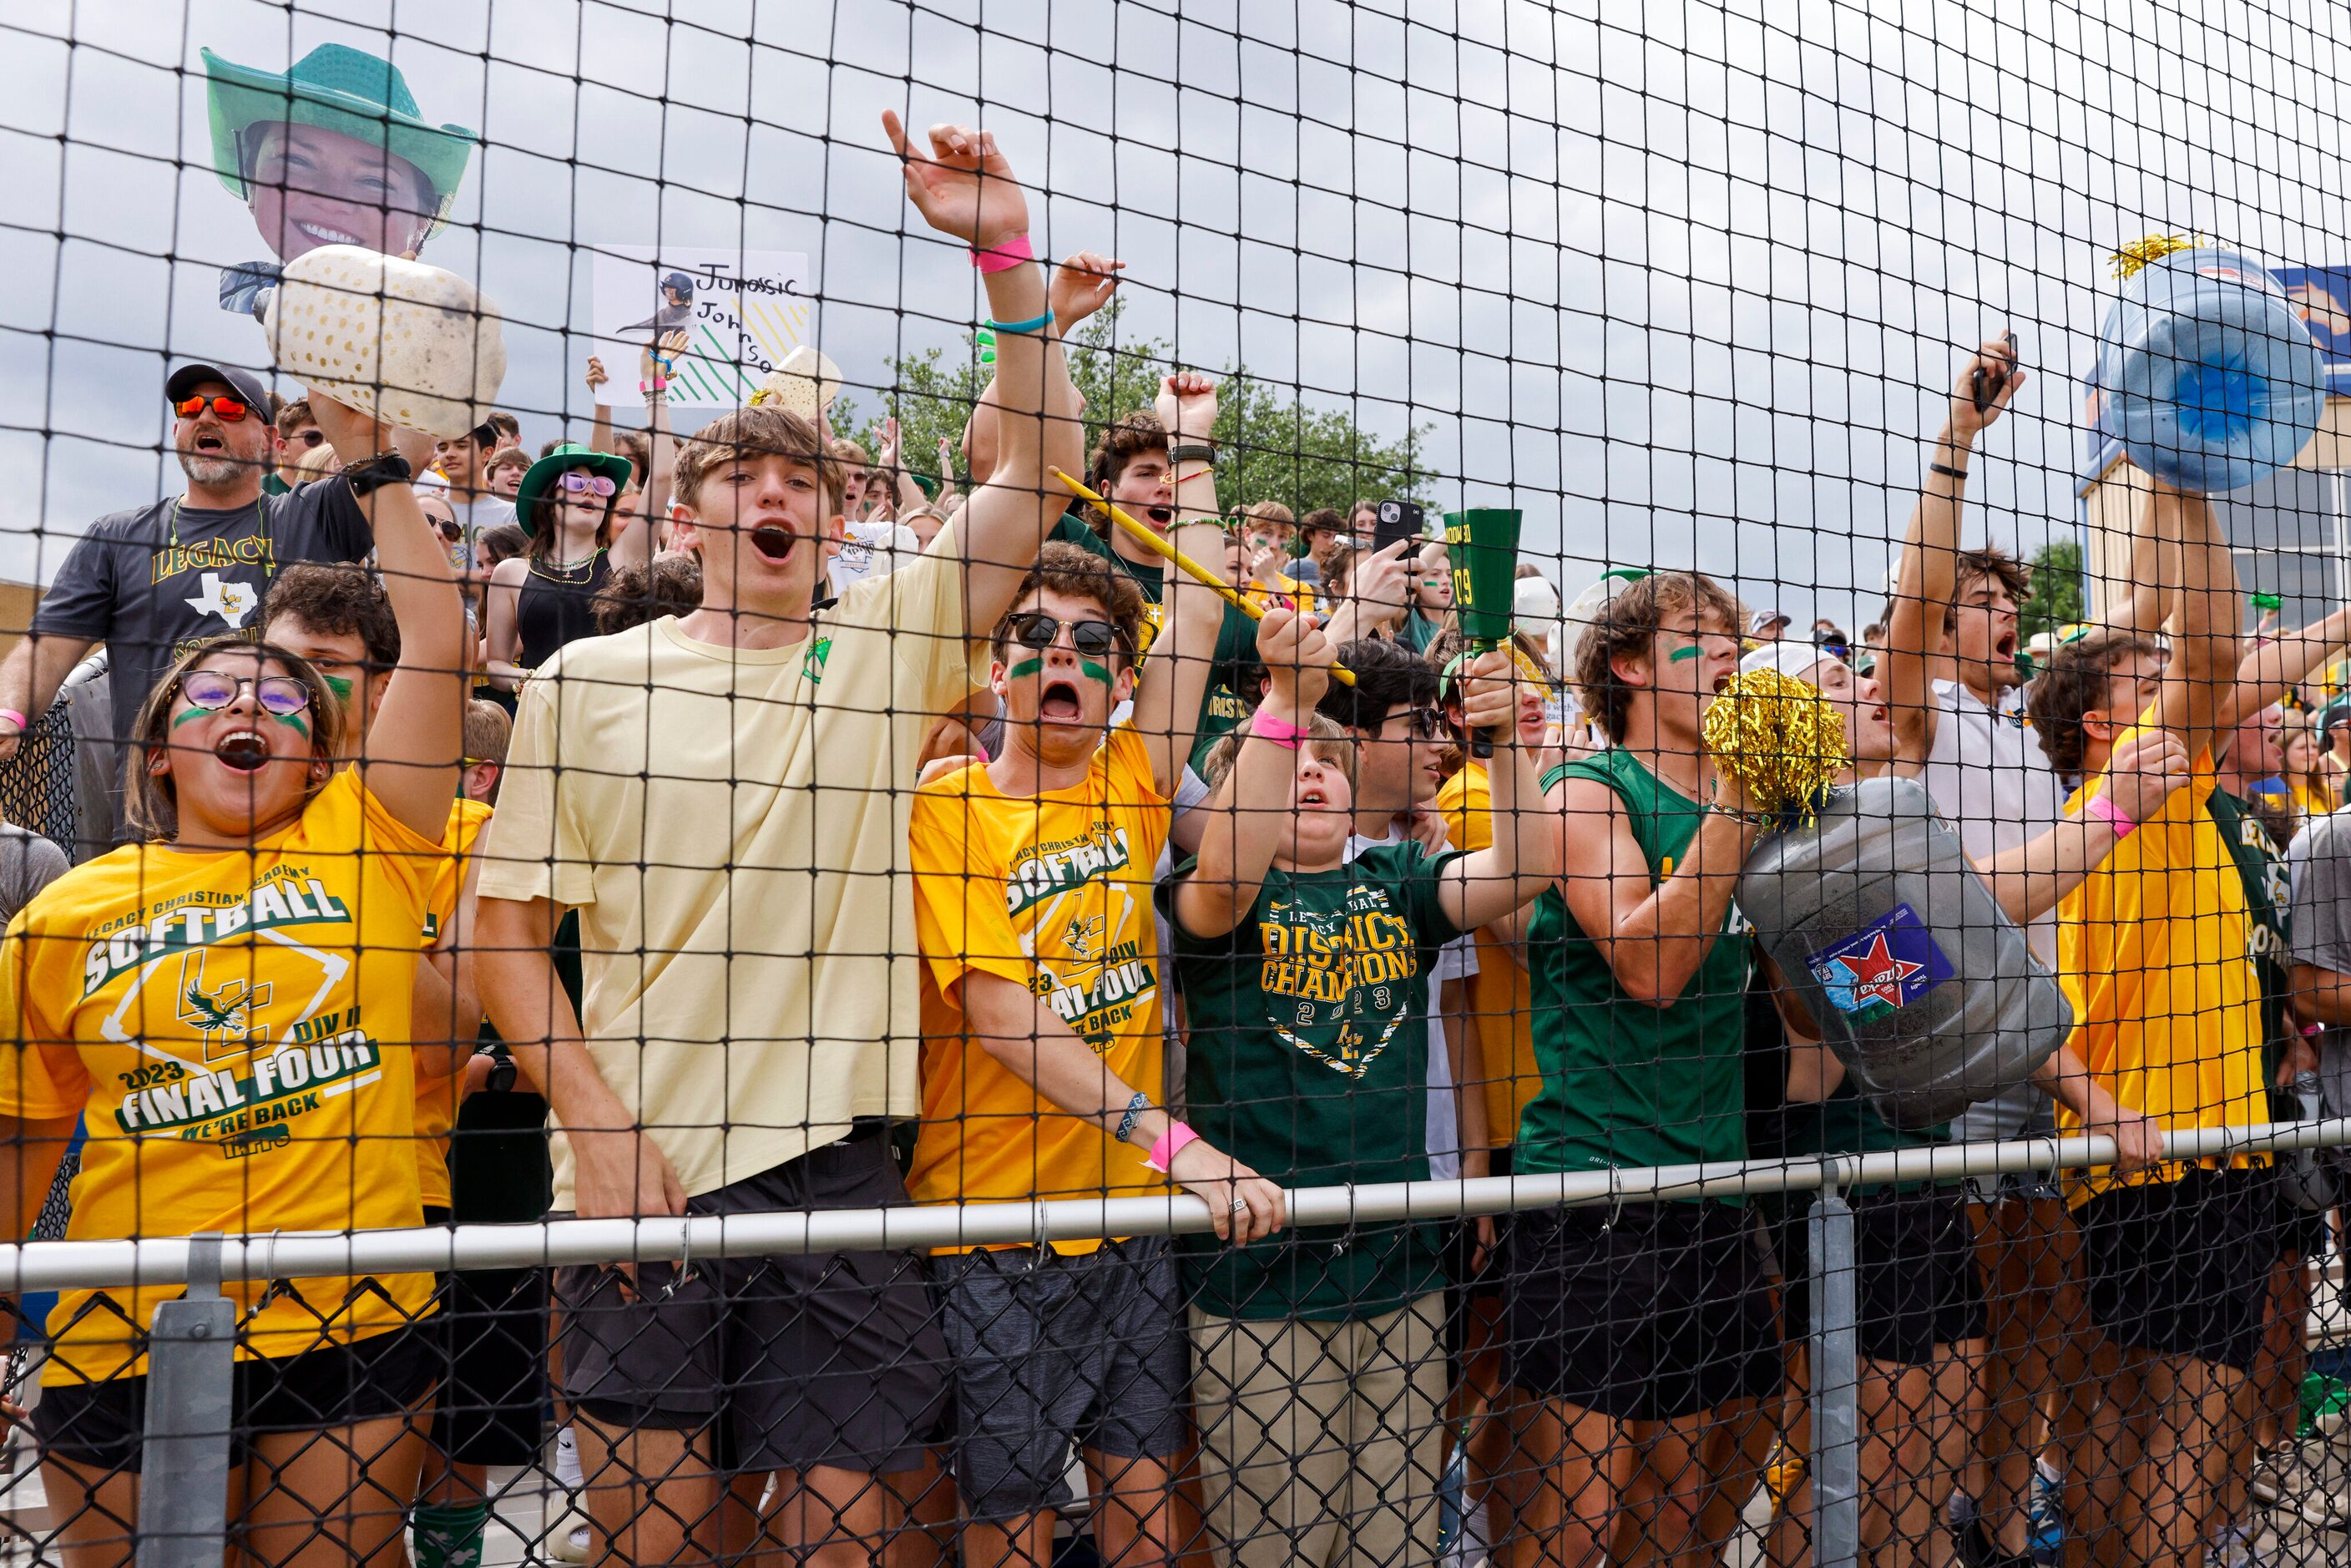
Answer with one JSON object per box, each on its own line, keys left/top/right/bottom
{"left": 590, "top": 247, "right": 811, "bottom": 409}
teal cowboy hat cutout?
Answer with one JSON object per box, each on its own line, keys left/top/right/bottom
{"left": 202, "top": 43, "right": 478, "bottom": 240}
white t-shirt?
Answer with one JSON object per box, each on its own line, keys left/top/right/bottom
{"left": 1346, "top": 822, "right": 1479, "bottom": 1181}
{"left": 450, "top": 493, "right": 518, "bottom": 569}
{"left": 1920, "top": 676, "right": 2068, "bottom": 1141}
{"left": 1919, "top": 678, "right": 2069, "bottom": 968}
{"left": 479, "top": 523, "right": 975, "bottom": 1206}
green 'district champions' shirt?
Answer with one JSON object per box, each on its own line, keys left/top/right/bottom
{"left": 1165, "top": 840, "right": 1463, "bottom": 1321}
{"left": 1518, "top": 749, "right": 1752, "bottom": 1184}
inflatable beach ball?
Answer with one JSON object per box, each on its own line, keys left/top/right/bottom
{"left": 263, "top": 245, "right": 506, "bottom": 437}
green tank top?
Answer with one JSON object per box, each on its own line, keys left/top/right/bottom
{"left": 1518, "top": 749, "right": 1753, "bottom": 1186}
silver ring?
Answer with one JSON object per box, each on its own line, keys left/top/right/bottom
{"left": 1231, "top": 1196, "right": 1249, "bottom": 1212}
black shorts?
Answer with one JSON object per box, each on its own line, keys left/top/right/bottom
{"left": 1779, "top": 1185, "right": 1986, "bottom": 1367}
{"left": 427, "top": 1264, "right": 549, "bottom": 1468}
{"left": 33, "top": 1321, "right": 438, "bottom": 1474}
{"left": 2079, "top": 1166, "right": 2277, "bottom": 1372}
{"left": 1499, "top": 1200, "right": 1782, "bottom": 1422}
{"left": 554, "top": 1130, "right": 948, "bottom": 1476}
{"left": 1442, "top": 1144, "right": 1514, "bottom": 1363}
{"left": 427, "top": 1085, "right": 555, "bottom": 1467}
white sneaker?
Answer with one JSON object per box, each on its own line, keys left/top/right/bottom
{"left": 548, "top": 1505, "right": 592, "bottom": 1565}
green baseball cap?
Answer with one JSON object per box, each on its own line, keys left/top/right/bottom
{"left": 513, "top": 444, "right": 635, "bottom": 539}
{"left": 201, "top": 44, "right": 478, "bottom": 238}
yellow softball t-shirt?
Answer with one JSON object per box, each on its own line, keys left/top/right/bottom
{"left": 412, "top": 794, "right": 494, "bottom": 1212}
{"left": 2054, "top": 739, "right": 2268, "bottom": 1198}
{"left": 908, "top": 726, "right": 1173, "bottom": 1252}
{"left": 0, "top": 769, "right": 442, "bottom": 1383}
{"left": 1436, "top": 761, "right": 1542, "bottom": 1148}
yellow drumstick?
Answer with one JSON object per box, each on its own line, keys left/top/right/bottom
{"left": 1049, "top": 468, "right": 1355, "bottom": 686}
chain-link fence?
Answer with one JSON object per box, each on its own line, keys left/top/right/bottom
{"left": 0, "top": 1120, "right": 2333, "bottom": 1568}
{"left": 19, "top": 3, "right": 2351, "bottom": 1568}
{"left": 0, "top": 703, "right": 76, "bottom": 861}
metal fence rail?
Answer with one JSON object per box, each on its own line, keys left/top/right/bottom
{"left": 2, "top": 1118, "right": 2329, "bottom": 1291}
{"left": 20, "top": 1116, "right": 2351, "bottom": 1568}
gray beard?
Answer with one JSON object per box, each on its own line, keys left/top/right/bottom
{"left": 178, "top": 449, "right": 245, "bottom": 488}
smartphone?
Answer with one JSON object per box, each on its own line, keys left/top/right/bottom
{"left": 1373, "top": 499, "right": 1426, "bottom": 554}
{"left": 1971, "top": 330, "right": 2021, "bottom": 413}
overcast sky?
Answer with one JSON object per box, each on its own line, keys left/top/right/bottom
{"left": 6, "top": 0, "right": 2351, "bottom": 630}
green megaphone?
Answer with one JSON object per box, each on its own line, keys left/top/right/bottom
{"left": 1443, "top": 508, "right": 1524, "bottom": 756}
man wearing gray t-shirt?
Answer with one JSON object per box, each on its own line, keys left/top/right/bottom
{"left": 2288, "top": 809, "right": 2351, "bottom": 1136}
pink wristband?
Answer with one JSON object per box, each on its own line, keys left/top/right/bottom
{"left": 1249, "top": 709, "right": 1308, "bottom": 750}
{"left": 969, "top": 233, "right": 1034, "bottom": 273}
{"left": 1145, "top": 1121, "right": 1201, "bottom": 1173}
{"left": 2085, "top": 792, "right": 2136, "bottom": 837}
{"left": 0, "top": 709, "right": 23, "bottom": 733}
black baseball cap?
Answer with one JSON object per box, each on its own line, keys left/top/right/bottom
{"left": 165, "top": 362, "right": 272, "bottom": 413}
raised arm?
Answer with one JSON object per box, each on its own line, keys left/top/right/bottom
{"left": 609, "top": 336, "right": 683, "bottom": 572}
{"left": 2111, "top": 469, "right": 2182, "bottom": 638}
{"left": 1044, "top": 251, "right": 1121, "bottom": 486}
{"left": 308, "top": 396, "right": 465, "bottom": 838}
{"left": 883, "top": 114, "right": 1061, "bottom": 630}
{"left": 1883, "top": 335, "right": 2023, "bottom": 766}
{"left": 1120, "top": 372, "right": 1226, "bottom": 795}
{"left": 1320, "top": 539, "right": 1413, "bottom": 646}
{"left": 1172, "top": 607, "right": 1333, "bottom": 939}
{"left": 2216, "top": 601, "right": 2351, "bottom": 736}
{"left": 1554, "top": 771, "right": 1761, "bottom": 1005}
{"left": 1443, "top": 653, "right": 1560, "bottom": 931}
{"left": 584, "top": 352, "right": 619, "bottom": 463}
{"left": 2153, "top": 480, "right": 2239, "bottom": 758}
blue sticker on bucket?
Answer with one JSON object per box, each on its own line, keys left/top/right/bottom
{"left": 1806, "top": 902, "right": 1954, "bottom": 1021}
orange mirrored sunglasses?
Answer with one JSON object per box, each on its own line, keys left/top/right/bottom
{"left": 171, "top": 394, "right": 252, "bottom": 422}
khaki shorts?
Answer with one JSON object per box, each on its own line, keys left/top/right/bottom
{"left": 1188, "top": 1295, "right": 1447, "bottom": 1568}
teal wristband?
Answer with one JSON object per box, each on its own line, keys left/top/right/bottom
{"left": 988, "top": 308, "right": 1054, "bottom": 336}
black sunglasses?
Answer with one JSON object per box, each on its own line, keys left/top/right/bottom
{"left": 1384, "top": 706, "right": 1447, "bottom": 739}
{"left": 1004, "top": 613, "right": 1123, "bottom": 657}
{"left": 296, "top": 427, "right": 325, "bottom": 448}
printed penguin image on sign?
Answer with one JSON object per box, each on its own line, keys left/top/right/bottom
{"left": 1806, "top": 903, "right": 1955, "bottom": 1022}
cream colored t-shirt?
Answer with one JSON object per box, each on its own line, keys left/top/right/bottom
{"left": 478, "top": 534, "right": 973, "bottom": 1206}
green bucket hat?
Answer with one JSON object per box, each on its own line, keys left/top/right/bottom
{"left": 201, "top": 44, "right": 478, "bottom": 238}
{"left": 513, "top": 445, "right": 635, "bottom": 539}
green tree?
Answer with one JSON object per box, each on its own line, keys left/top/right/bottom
{"left": 2018, "top": 539, "right": 2088, "bottom": 643}
{"left": 858, "top": 303, "right": 1432, "bottom": 513}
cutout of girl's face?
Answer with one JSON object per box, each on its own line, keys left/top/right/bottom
{"left": 244, "top": 121, "right": 437, "bottom": 261}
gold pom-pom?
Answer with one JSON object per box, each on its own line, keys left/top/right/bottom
{"left": 1701, "top": 668, "right": 1849, "bottom": 824}
{"left": 2109, "top": 232, "right": 2206, "bottom": 281}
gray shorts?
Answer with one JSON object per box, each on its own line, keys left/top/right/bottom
{"left": 554, "top": 1130, "right": 948, "bottom": 1476}
{"left": 932, "top": 1235, "right": 1190, "bottom": 1520}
